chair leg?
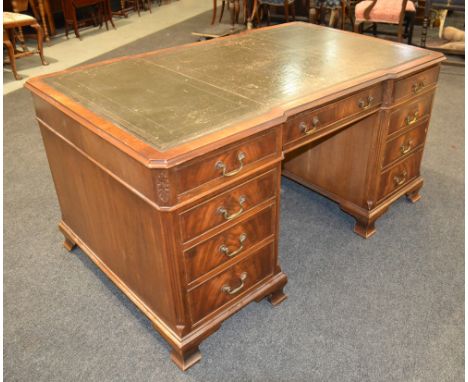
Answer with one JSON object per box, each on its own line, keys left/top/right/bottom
{"left": 407, "top": 12, "right": 415, "bottom": 44}
{"left": 340, "top": 1, "right": 345, "bottom": 29}
{"left": 211, "top": 0, "right": 217, "bottom": 24}
{"left": 16, "top": 27, "right": 28, "bottom": 52}
{"left": 72, "top": 9, "right": 81, "bottom": 39}
{"left": 219, "top": 0, "right": 225, "bottom": 22}
{"left": 31, "top": 22, "right": 48, "bottom": 65}
{"left": 37, "top": 0, "right": 50, "bottom": 41}
{"left": 4, "top": 39, "right": 20, "bottom": 80}
{"left": 136, "top": 0, "right": 141, "bottom": 16}
{"left": 284, "top": 1, "right": 289, "bottom": 22}
{"left": 107, "top": 0, "right": 116, "bottom": 29}
{"left": 329, "top": 8, "right": 337, "bottom": 27}
{"left": 354, "top": 21, "right": 362, "bottom": 34}
{"left": 348, "top": 4, "right": 355, "bottom": 30}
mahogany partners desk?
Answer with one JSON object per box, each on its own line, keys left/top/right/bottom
{"left": 26, "top": 23, "right": 444, "bottom": 370}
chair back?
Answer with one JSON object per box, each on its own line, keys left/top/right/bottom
{"left": 10, "top": 0, "right": 29, "bottom": 13}
{"left": 363, "top": 0, "right": 408, "bottom": 20}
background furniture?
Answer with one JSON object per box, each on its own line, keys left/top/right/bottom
{"left": 420, "top": 0, "right": 464, "bottom": 48}
{"left": 26, "top": 23, "right": 444, "bottom": 371}
{"left": 3, "top": 11, "right": 48, "bottom": 79}
{"left": 310, "top": 0, "right": 353, "bottom": 30}
{"left": 212, "top": 0, "right": 247, "bottom": 24}
{"left": 354, "top": 0, "right": 417, "bottom": 43}
{"left": 61, "top": 0, "right": 115, "bottom": 39}
{"left": 113, "top": 0, "right": 155, "bottom": 18}
{"left": 247, "top": 0, "right": 295, "bottom": 26}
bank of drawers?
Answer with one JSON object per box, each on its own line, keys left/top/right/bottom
{"left": 377, "top": 67, "right": 437, "bottom": 202}
{"left": 179, "top": 163, "right": 279, "bottom": 325}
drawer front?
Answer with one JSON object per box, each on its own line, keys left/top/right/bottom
{"left": 382, "top": 121, "right": 428, "bottom": 168}
{"left": 284, "top": 84, "right": 383, "bottom": 146}
{"left": 179, "top": 169, "right": 277, "bottom": 242}
{"left": 378, "top": 150, "right": 423, "bottom": 201}
{"left": 388, "top": 92, "right": 434, "bottom": 136}
{"left": 176, "top": 129, "right": 278, "bottom": 196}
{"left": 184, "top": 205, "right": 275, "bottom": 284}
{"left": 188, "top": 243, "right": 274, "bottom": 324}
{"left": 393, "top": 65, "right": 440, "bottom": 102}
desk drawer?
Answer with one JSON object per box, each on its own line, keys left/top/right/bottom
{"left": 179, "top": 169, "right": 277, "bottom": 242}
{"left": 176, "top": 129, "right": 279, "bottom": 197}
{"left": 393, "top": 66, "right": 439, "bottom": 102}
{"left": 382, "top": 121, "right": 428, "bottom": 169}
{"left": 188, "top": 242, "right": 274, "bottom": 324}
{"left": 284, "top": 84, "right": 382, "bottom": 146}
{"left": 184, "top": 205, "right": 275, "bottom": 284}
{"left": 388, "top": 92, "right": 434, "bottom": 136}
{"left": 378, "top": 150, "right": 423, "bottom": 201}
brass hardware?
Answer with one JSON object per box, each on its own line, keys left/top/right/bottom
{"left": 217, "top": 195, "right": 246, "bottom": 221}
{"left": 405, "top": 111, "right": 419, "bottom": 126}
{"left": 215, "top": 152, "right": 246, "bottom": 177}
{"left": 219, "top": 233, "right": 247, "bottom": 258}
{"left": 400, "top": 140, "right": 413, "bottom": 155}
{"left": 221, "top": 272, "right": 247, "bottom": 295}
{"left": 393, "top": 170, "right": 408, "bottom": 186}
{"left": 412, "top": 81, "right": 425, "bottom": 94}
{"left": 299, "top": 116, "right": 319, "bottom": 136}
{"left": 358, "top": 95, "right": 374, "bottom": 110}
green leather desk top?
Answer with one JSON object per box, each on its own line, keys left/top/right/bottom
{"left": 44, "top": 23, "right": 434, "bottom": 151}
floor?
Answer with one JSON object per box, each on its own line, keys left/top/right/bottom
{"left": 3, "top": 5, "right": 465, "bottom": 382}
{"left": 3, "top": 0, "right": 213, "bottom": 94}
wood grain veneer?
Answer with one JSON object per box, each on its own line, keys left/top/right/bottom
{"left": 25, "top": 22, "right": 444, "bottom": 371}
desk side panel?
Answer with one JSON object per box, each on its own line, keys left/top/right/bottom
{"left": 35, "top": 100, "right": 183, "bottom": 333}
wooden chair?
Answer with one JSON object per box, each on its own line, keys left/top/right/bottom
{"left": 354, "top": 0, "right": 417, "bottom": 43}
{"left": 3, "top": 11, "right": 48, "bottom": 80}
{"left": 212, "top": 0, "right": 246, "bottom": 25}
{"left": 248, "top": 0, "right": 295, "bottom": 26}
{"left": 61, "top": 0, "right": 115, "bottom": 39}
{"left": 310, "top": 0, "right": 354, "bottom": 30}
{"left": 114, "top": 0, "right": 155, "bottom": 18}
{"left": 11, "top": 0, "right": 55, "bottom": 41}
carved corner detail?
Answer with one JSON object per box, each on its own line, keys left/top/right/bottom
{"left": 156, "top": 171, "right": 171, "bottom": 203}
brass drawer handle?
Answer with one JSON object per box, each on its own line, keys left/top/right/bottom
{"left": 217, "top": 195, "right": 246, "bottom": 221}
{"left": 221, "top": 272, "right": 247, "bottom": 295}
{"left": 299, "top": 116, "right": 320, "bottom": 136}
{"left": 400, "top": 140, "right": 413, "bottom": 155}
{"left": 412, "top": 81, "right": 425, "bottom": 94}
{"left": 219, "top": 233, "right": 247, "bottom": 258}
{"left": 405, "top": 111, "right": 419, "bottom": 126}
{"left": 393, "top": 170, "right": 408, "bottom": 186}
{"left": 215, "top": 152, "right": 246, "bottom": 177}
{"left": 358, "top": 95, "right": 374, "bottom": 110}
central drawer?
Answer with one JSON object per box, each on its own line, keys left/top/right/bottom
{"left": 283, "top": 83, "right": 382, "bottom": 148}
{"left": 187, "top": 242, "right": 274, "bottom": 324}
{"left": 179, "top": 168, "right": 278, "bottom": 242}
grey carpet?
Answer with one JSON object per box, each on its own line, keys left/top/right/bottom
{"left": 4, "top": 10, "right": 465, "bottom": 382}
